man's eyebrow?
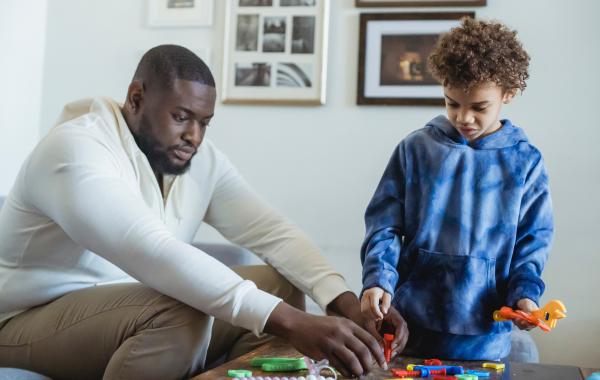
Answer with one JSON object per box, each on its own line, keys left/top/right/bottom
{"left": 174, "top": 106, "right": 194, "bottom": 114}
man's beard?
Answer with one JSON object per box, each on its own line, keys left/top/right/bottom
{"left": 131, "top": 114, "right": 192, "bottom": 175}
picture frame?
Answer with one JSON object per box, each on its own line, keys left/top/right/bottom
{"left": 147, "top": 0, "right": 214, "bottom": 27}
{"left": 357, "top": 12, "right": 474, "bottom": 106}
{"left": 355, "top": 0, "right": 485, "bottom": 7}
{"left": 221, "top": 0, "right": 329, "bottom": 105}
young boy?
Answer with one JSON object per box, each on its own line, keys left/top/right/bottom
{"left": 360, "top": 18, "right": 553, "bottom": 361}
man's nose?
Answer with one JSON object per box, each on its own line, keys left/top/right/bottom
{"left": 183, "top": 121, "right": 203, "bottom": 147}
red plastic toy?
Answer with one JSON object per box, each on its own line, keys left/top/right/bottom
{"left": 383, "top": 333, "right": 394, "bottom": 363}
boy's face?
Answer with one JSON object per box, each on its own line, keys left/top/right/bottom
{"left": 444, "top": 82, "right": 516, "bottom": 142}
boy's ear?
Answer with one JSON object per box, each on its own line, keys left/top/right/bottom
{"left": 502, "top": 88, "right": 518, "bottom": 104}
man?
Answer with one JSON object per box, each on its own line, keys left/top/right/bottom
{"left": 0, "top": 45, "right": 395, "bottom": 379}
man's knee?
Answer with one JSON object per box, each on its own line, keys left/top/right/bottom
{"left": 234, "top": 265, "right": 305, "bottom": 311}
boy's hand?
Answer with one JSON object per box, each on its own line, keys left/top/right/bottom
{"left": 361, "top": 287, "right": 391, "bottom": 321}
{"left": 514, "top": 298, "right": 539, "bottom": 330}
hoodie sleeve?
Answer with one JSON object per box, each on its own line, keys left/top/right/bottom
{"left": 506, "top": 153, "right": 554, "bottom": 308}
{"left": 360, "top": 144, "right": 406, "bottom": 296}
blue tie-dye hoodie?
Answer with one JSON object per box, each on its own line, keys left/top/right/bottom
{"left": 361, "top": 115, "right": 553, "bottom": 360}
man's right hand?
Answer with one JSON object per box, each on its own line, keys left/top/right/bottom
{"left": 264, "top": 302, "right": 386, "bottom": 377}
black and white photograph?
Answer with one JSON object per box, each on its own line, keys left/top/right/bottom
{"left": 236, "top": 14, "right": 259, "bottom": 51}
{"left": 222, "top": 0, "right": 328, "bottom": 104}
{"left": 277, "top": 63, "right": 313, "bottom": 87}
{"left": 239, "top": 0, "right": 272, "bottom": 6}
{"left": 380, "top": 34, "right": 439, "bottom": 85}
{"left": 280, "top": 0, "right": 316, "bottom": 6}
{"left": 291, "top": 16, "right": 315, "bottom": 54}
{"left": 235, "top": 63, "right": 272, "bottom": 86}
{"left": 167, "top": 0, "right": 194, "bottom": 8}
{"left": 263, "top": 16, "right": 286, "bottom": 53}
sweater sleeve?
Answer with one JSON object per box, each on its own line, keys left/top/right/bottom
{"left": 24, "top": 123, "right": 281, "bottom": 336}
{"left": 203, "top": 155, "right": 350, "bottom": 313}
{"left": 506, "top": 154, "right": 554, "bottom": 308}
{"left": 360, "top": 144, "right": 406, "bottom": 296}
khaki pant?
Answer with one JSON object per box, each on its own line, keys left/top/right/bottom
{"left": 0, "top": 265, "right": 304, "bottom": 380}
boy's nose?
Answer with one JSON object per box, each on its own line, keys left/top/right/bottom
{"left": 456, "top": 109, "right": 475, "bottom": 124}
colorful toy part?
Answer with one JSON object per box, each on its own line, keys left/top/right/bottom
{"left": 531, "top": 300, "right": 567, "bottom": 329}
{"left": 482, "top": 362, "right": 505, "bottom": 370}
{"left": 250, "top": 357, "right": 307, "bottom": 372}
{"left": 414, "top": 365, "right": 464, "bottom": 375}
{"left": 424, "top": 358, "right": 443, "bottom": 366}
{"left": 493, "top": 299, "right": 567, "bottom": 332}
{"left": 383, "top": 333, "right": 394, "bottom": 363}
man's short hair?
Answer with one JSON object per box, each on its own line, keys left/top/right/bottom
{"left": 133, "top": 44, "right": 215, "bottom": 90}
{"left": 427, "top": 18, "right": 530, "bottom": 92}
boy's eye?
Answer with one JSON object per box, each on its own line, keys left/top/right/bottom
{"left": 447, "top": 103, "right": 459, "bottom": 108}
{"left": 473, "top": 106, "right": 487, "bottom": 112}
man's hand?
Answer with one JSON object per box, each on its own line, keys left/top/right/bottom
{"left": 380, "top": 306, "right": 409, "bottom": 358}
{"left": 514, "top": 298, "right": 539, "bottom": 331}
{"left": 264, "top": 301, "right": 386, "bottom": 377}
{"left": 360, "top": 287, "right": 391, "bottom": 321}
{"left": 326, "top": 291, "right": 383, "bottom": 351}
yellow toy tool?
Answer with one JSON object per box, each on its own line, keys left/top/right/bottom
{"left": 493, "top": 299, "right": 567, "bottom": 332}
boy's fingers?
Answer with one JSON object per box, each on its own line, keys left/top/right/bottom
{"left": 381, "top": 292, "right": 391, "bottom": 315}
{"left": 370, "top": 297, "right": 384, "bottom": 320}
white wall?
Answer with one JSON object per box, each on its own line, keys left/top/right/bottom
{"left": 0, "top": 0, "right": 47, "bottom": 194}
{"left": 36, "top": 0, "right": 600, "bottom": 368}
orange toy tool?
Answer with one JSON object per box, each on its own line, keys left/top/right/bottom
{"left": 383, "top": 333, "right": 394, "bottom": 363}
{"left": 493, "top": 299, "right": 567, "bottom": 332}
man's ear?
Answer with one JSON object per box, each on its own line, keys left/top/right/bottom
{"left": 502, "top": 88, "right": 518, "bottom": 104}
{"left": 126, "top": 80, "right": 144, "bottom": 113}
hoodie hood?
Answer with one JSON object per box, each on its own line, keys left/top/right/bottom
{"left": 427, "top": 115, "right": 529, "bottom": 150}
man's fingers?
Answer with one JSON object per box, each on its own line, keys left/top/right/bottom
{"left": 344, "top": 334, "right": 377, "bottom": 374}
{"left": 328, "top": 353, "right": 352, "bottom": 378}
{"left": 332, "top": 346, "right": 365, "bottom": 377}
{"left": 352, "top": 321, "right": 386, "bottom": 368}
{"left": 381, "top": 292, "right": 391, "bottom": 315}
{"left": 365, "top": 320, "right": 383, "bottom": 342}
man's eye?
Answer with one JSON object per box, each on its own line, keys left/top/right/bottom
{"left": 473, "top": 106, "right": 487, "bottom": 112}
{"left": 172, "top": 114, "right": 187, "bottom": 122}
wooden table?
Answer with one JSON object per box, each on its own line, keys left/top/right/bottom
{"left": 193, "top": 339, "right": 598, "bottom": 380}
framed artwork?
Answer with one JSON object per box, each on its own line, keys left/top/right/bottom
{"left": 355, "top": 0, "right": 486, "bottom": 7}
{"left": 221, "top": 0, "right": 329, "bottom": 105}
{"left": 357, "top": 12, "right": 474, "bottom": 106}
{"left": 147, "top": 0, "right": 214, "bottom": 27}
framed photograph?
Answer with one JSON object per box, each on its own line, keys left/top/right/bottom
{"left": 355, "top": 0, "right": 485, "bottom": 7}
{"left": 147, "top": 0, "right": 214, "bottom": 27}
{"left": 357, "top": 12, "right": 474, "bottom": 106}
{"left": 222, "top": 0, "right": 329, "bottom": 105}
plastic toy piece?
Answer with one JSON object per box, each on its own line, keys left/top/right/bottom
{"left": 432, "top": 376, "right": 458, "bottom": 380}
{"left": 391, "top": 368, "right": 448, "bottom": 377}
{"left": 492, "top": 299, "right": 567, "bottom": 332}
{"left": 586, "top": 372, "right": 600, "bottom": 380}
{"left": 425, "top": 358, "right": 443, "bottom": 366}
{"left": 530, "top": 300, "right": 567, "bottom": 330}
{"left": 250, "top": 357, "right": 307, "bottom": 372}
{"left": 383, "top": 333, "right": 394, "bottom": 363}
{"left": 227, "top": 369, "right": 252, "bottom": 377}
{"left": 303, "top": 358, "right": 338, "bottom": 379}
{"left": 231, "top": 377, "right": 336, "bottom": 380}
{"left": 482, "top": 362, "right": 505, "bottom": 370}
{"left": 456, "top": 375, "right": 478, "bottom": 380}
{"left": 414, "top": 365, "right": 465, "bottom": 375}
{"left": 466, "top": 369, "right": 490, "bottom": 377}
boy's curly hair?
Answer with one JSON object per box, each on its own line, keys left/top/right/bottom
{"left": 427, "top": 18, "right": 530, "bottom": 92}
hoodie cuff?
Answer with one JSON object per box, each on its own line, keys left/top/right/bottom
{"left": 311, "top": 274, "right": 352, "bottom": 312}
{"left": 506, "top": 280, "right": 543, "bottom": 309}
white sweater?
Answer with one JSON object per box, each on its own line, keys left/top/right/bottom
{"left": 0, "top": 97, "right": 349, "bottom": 336}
